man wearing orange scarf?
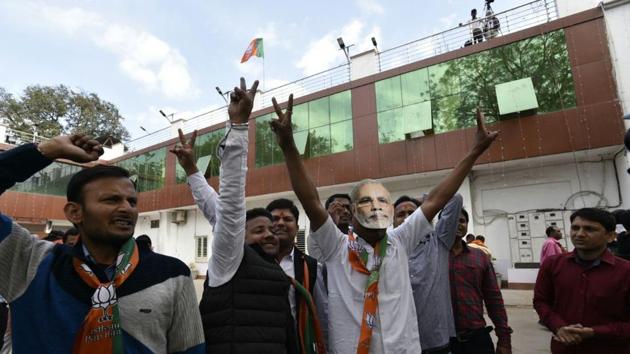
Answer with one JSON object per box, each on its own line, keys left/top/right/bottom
{"left": 270, "top": 94, "right": 499, "bottom": 354}
{"left": 0, "top": 134, "right": 204, "bottom": 353}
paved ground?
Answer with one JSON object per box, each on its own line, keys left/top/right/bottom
{"left": 194, "top": 281, "right": 551, "bottom": 353}
{"left": 489, "top": 290, "right": 551, "bottom": 353}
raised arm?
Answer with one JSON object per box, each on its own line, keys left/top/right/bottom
{"left": 1, "top": 134, "right": 103, "bottom": 301}
{"left": 205, "top": 78, "right": 258, "bottom": 287}
{"left": 434, "top": 193, "right": 463, "bottom": 249}
{"left": 0, "top": 134, "right": 103, "bottom": 194}
{"left": 270, "top": 95, "right": 328, "bottom": 231}
{"left": 171, "top": 129, "right": 219, "bottom": 226}
{"left": 421, "top": 109, "right": 497, "bottom": 221}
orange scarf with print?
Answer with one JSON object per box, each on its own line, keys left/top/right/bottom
{"left": 347, "top": 227, "right": 388, "bottom": 354}
{"left": 71, "top": 238, "right": 139, "bottom": 354}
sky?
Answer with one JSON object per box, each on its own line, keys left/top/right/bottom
{"left": 0, "top": 0, "right": 530, "bottom": 140}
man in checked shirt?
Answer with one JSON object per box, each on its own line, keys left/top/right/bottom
{"left": 449, "top": 208, "right": 512, "bottom": 354}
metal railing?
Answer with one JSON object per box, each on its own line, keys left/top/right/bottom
{"left": 1, "top": 127, "right": 48, "bottom": 146}
{"left": 378, "top": 0, "right": 557, "bottom": 71}
{"left": 125, "top": 0, "right": 557, "bottom": 153}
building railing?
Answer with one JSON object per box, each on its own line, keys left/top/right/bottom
{"left": 378, "top": 0, "right": 557, "bottom": 71}
{"left": 124, "top": 0, "right": 558, "bottom": 152}
{"left": 0, "top": 125, "right": 49, "bottom": 146}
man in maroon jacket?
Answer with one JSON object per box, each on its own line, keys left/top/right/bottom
{"left": 534, "top": 208, "right": 630, "bottom": 354}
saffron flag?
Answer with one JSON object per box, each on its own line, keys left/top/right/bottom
{"left": 241, "top": 38, "right": 264, "bottom": 63}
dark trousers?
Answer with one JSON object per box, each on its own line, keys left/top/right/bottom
{"left": 422, "top": 344, "right": 451, "bottom": 354}
{"left": 450, "top": 327, "right": 494, "bottom": 354}
{"left": 0, "top": 303, "right": 7, "bottom": 349}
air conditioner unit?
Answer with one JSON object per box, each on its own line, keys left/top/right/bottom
{"left": 170, "top": 210, "right": 187, "bottom": 224}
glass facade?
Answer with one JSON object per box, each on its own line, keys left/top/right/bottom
{"left": 175, "top": 128, "right": 226, "bottom": 183}
{"left": 10, "top": 162, "right": 82, "bottom": 196}
{"left": 255, "top": 90, "right": 353, "bottom": 167}
{"left": 116, "top": 148, "right": 166, "bottom": 192}
{"left": 375, "top": 29, "right": 576, "bottom": 144}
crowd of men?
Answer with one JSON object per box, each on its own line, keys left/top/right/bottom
{"left": 0, "top": 77, "right": 629, "bottom": 353}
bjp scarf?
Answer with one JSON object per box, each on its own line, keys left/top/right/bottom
{"left": 290, "top": 261, "right": 327, "bottom": 354}
{"left": 72, "top": 237, "right": 139, "bottom": 354}
{"left": 347, "top": 227, "right": 388, "bottom": 354}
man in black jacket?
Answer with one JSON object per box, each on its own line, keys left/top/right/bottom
{"left": 172, "top": 78, "right": 298, "bottom": 354}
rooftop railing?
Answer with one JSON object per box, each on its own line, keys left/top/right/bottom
{"left": 123, "top": 0, "right": 559, "bottom": 152}
{"left": 0, "top": 126, "right": 48, "bottom": 146}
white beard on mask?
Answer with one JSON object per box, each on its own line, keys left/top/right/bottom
{"left": 355, "top": 210, "right": 393, "bottom": 230}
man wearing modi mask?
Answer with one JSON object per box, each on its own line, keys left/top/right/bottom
{"left": 270, "top": 92, "right": 498, "bottom": 354}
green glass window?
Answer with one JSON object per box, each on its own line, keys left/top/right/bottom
{"left": 377, "top": 107, "right": 404, "bottom": 144}
{"left": 375, "top": 29, "right": 576, "bottom": 144}
{"left": 330, "top": 91, "right": 352, "bottom": 123}
{"left": 116, "top": 148, "right": 166, "bottom": 192}
{"left": 401, "top": 68, "right": 430, "bottom": 105}
{"left": 292, "top": 104, "right": 309, "bottom": 132}
{"left": 255, "top": 90, "right": 353, "bottom": 167}
{"left": 309, "top": 126, "right": 331, "bottom": 157}
{"left": 175, "top": 129, "right": 226, "bottom": 183}
{"left": 375, "top": 76, "right": 402, "bottom": 112}
{"left": 309, "top": 97, "right": 330, "bottom": 128}
{"left": 331, "top": 120, "right": 354, "bottom": 153}
{"left": 10, "top": 161, "right": 82, "bottom": 196}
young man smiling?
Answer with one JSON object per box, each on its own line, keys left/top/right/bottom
{"left": 534, "top": 208, "right": 630, "bottom": 354}
{"left": 270, "top": 92, "right": 498, "bottom": 354}
{"left": 172, "top": 78, "right": 298, "bottom": 354}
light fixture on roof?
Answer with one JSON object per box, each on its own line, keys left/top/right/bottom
{"left": 159, "top": 110, "right": 175, "bottom": 123}
{"left": 371, "top": 37, "right": 378, "bottom": 51}
{"left": 215, "top": 86, "right": 229, "bottom": 104}
{"left": 337, "top": 37, "right": 352, "bottom": 63}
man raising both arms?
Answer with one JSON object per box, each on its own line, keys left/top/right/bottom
{"left": 270, "top": 93, "right": 498, "bottom": 354}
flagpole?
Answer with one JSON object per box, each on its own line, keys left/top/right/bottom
{"left": 262, "top": 53, "right": 266, "bottom": 91}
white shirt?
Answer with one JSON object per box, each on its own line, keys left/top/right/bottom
{"left": 308, "top": 209, "right": 433, "bottom": 354}
{"left": 280, "top": 247, "right": 330, "bottom": 342}
{"left": 279, "top": 248, "right": 297, "bottom": 318}
{"left": 187, "top": 127, "right": 248, "bottom": 287}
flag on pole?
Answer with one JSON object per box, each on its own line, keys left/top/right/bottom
{"left": 241, "top": 38, "right": 264, "bottom": 63}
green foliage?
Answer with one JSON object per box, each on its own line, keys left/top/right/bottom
{"left": 376, "top": 29, "right": 576, "bottom": 143}
{"left": 0, "top": 85, "right": 130, "bottom": 141}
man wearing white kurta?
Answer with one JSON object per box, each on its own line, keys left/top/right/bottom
{"left": 269, "top": 96, "right": 499, "bottom": 353}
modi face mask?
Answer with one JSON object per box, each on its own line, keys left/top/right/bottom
{"left": 353, "top": 183, "right": 394, "bottom": 230}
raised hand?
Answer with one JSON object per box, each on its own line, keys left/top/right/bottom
{"left": 270, "top": 94, "right": 295, "bottom": 150}
{"left": 169, "top": 128, "right": 198, "bottom": 176}
{"left": 38, "top": 134, "right": 104, "bottom": 163}
{"left": 228, "top": 77, "right": 260, "bottom": 124}
{"left": 472, "top": 108, "right": 499, "bottom": 156}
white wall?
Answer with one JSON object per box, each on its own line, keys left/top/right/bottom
{"left": 555, "top": 0, "right": 600, "bottom": 17}
{"left": 469, "top": 157, "right": 623, "bottom": 280}
{"left": 601, "top": 0, "right": 630, "bottom": 118}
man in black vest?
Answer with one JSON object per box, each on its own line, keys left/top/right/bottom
{"left": 266, "top": 198, "right": 328, "bottom": 346}
{"left": 172, "top": 78, "right": 297, "bottom": 354}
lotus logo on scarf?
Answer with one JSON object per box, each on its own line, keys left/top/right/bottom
{"left": 366, "top": 313, "right": 377, "bottom": 329}
{"left": 92, "top": 283, "right": 118, "bottom": 310}
{"left": 80, "top": 263, "right": 94, "bottom": 275}
{"left": 348, "top": 239, "right": 362, "bottom": 252}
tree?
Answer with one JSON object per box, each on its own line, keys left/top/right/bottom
{"left": 0, "top": 85, "right": 130, "bottom": 141}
